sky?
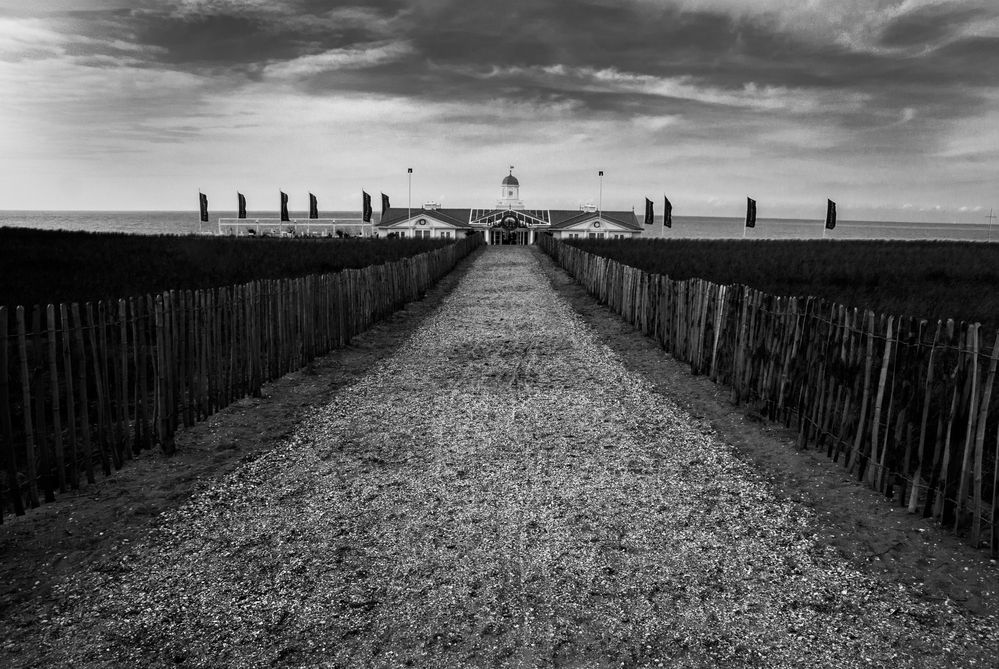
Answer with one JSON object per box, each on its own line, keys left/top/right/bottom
{"left": 0, "top": 0, "right": 997, "bottom": 222}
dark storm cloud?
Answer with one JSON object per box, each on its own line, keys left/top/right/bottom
{"left": 36, "top": 0, "right": 999, "bottom": 134}
{"left": 126, "top": 8, "right": 394, "bottom": 69}
{"left": 878, "top": 4, "right": 986, "bottom": 48}
{"left": 39, "top": 1, "right": 405, "bottom": 71}
{"left": 289, "top": 1, "right": 996, "bottom": 132}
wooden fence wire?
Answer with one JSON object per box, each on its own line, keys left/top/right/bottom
{"left": 541, "top": 235, "right": 999, "bottom": 555}
{"left": 0, "top": 234, "right": 482, "bottom": 521}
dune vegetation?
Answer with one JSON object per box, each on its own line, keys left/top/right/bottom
{"left": 570, "top": 238, "right": 999, "bottom": 332}
{"left": 0, "top": 228, "right": 455, "bottom": 309}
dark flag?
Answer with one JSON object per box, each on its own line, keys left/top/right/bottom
{"left": 280, "top": 191, "right": 290, "bottom": 222}
{"left": 362, "top": 190, "right": 373, "bottom": 222}
{"left": 825, "top": 199, "right": 837, "bottom": 230}
{"left": 644, "top": 197, "right": 654, "bottom": 225}
{"left": 381, "top": 192, "right": 390, "bottom": 215}
{"left": 309, "top": 193, "right": 319, "bottom": 219}
{"left": 199, "top": 192, "right": 208, "bottom": 223}
{"left": 745, "top": 197, "right": 757, "bottom": 228}
{"left": 664, "top": 195, "right": 673, "bottom": 228}
{"left": 237, "top": 192, "right": 246, "bottom": 219}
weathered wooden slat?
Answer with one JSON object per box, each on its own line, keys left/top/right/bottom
{"left": 182, "top": 290, "right": 196, "bottom": 428}
{"left": 46, "top": 305, "right": 66, "bottom": 492}
{"left": 153, "top": 295, "right": 171, "bottom": 454}
{"left": 0, "top": 307, "right": 26, "bottom": 517}
{"left": 96, "top": 302, "right": 121, "bottom": 468}
{"left": 955, "top": 324, "right": 981, "bottom": 533}
{"left": 131, "top": 297, "right": 151, "bottom": 451}
{"left": 70, "top": 304, "right": 95, "bottom": 484}
{"left": 933, "top": 324, "right": 965, "bottom": 521}
{"left": 967, "top": 328, "right": 998, "bottom": 545}
{"left": 58, "top": 304, "right": 79, "bottom": 489}
{"left": 992, "top": 419, "right": 999, "bottom": 557}
{"left": 85, "top": 303, "right": 112, "bottom": 475}
{"left": 117, "top": 299, "right": 131, "bottom": 460}
{"left": 30, "top": 307, "right": 55, "bottom": 503}
{"left": 909, "top": 320, "right": 942, "bottom": 513}
{"left": 847, "top": 312, "right": 875, "bottom": 476}
{"left": 16, "top": 306, "right": 40, "bottom": 507}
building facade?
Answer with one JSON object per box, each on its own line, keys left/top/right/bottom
{"left": 376, "top": 170, "right": 642, "bottom": 244}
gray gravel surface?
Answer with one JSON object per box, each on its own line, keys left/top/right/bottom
{"left": 40, "top": 247, "right": 999, "bottom": 667}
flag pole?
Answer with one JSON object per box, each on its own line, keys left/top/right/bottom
{"left": 988, "top": 208, "right": 996, "bottom": 243}
{"left": 598, "top": 170, "right": 603, "bottom": 215}
{"left": 408, "top": 167, "right": 413, "bottom": 222}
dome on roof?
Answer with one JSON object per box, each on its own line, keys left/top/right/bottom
{"left": 502, "top": 171, "right": 519, "bottom": 186}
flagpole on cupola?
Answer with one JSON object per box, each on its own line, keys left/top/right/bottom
{"left": 408, "top": 167, "right": 413, "bottom": 221}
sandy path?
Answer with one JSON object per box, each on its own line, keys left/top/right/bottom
{"left": 41, "top": 247, "right": 999, "bottom": 667}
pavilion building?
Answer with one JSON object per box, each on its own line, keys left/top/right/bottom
{"left": 376, "top": 169, "right": 642, "bottom": 244}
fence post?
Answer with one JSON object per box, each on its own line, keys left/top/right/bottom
{"left": 954, "top": 324, "right": 981, "bottom": 532}
{"left": 70, "top": 304, "right": 95, "bottom": 484}
{"left": 86, "top": 302, "right": 113, "bottom": 474}
{"left": 969, "top": 333, "right": 999, "bottom": 545}
{"left": 0, "top": 307, "right": 25, "bottom": 516}
{"left": 46, "top": 304, "right": 66, "bottom": 492}
{"left": 15, "top": 306, "right": 39, "bottom": 507}
{"left": 908, "top": 320, "right": 942, "bottom": 512}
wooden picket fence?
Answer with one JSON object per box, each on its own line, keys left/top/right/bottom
{"left": 541, "top": 235, "right": 999, "bottom": 555}
{"left": 0, "top": 234, "right": 483, "bottom": 521}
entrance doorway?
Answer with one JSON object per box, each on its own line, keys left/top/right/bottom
{"left": 489, "top": 229, "right": 533, "bottom": 245}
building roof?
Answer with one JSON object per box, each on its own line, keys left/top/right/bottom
{"left": 377, "top": 206, "right": 641, "bottom": 231}
{"left": 378, "top": 207, "right": 474, "bottom": 228}
{"left": 502, "top": 173, "right": 520, "bottom": 186}
{"left": 548, "top": 209, "right": 642, "bottom": 231}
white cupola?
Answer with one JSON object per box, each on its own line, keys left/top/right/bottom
{"left": 496, "top": 167, "right": 524, "bottom": 210}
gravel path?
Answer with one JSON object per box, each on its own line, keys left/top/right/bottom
{"left": 41, "top": 247, "right": 999, "bottom": 667}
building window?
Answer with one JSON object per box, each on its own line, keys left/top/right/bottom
{"left": 589, "top": 232, "right": 605, "bottom": 239}
{"left": 415, "top": 229, "right": 430, "bottom": 239}
{"left": 440, "top": 230, "right": 451, "bottom": 239}
{"left": 397, "top": 231, "right": 406, "bottom": 238}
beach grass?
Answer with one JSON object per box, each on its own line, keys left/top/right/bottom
{"left": 0, "top": 227, "right": 454, "bottom": 309}
{"left": 569, "top": 238, "right": 999, "bottom": 332}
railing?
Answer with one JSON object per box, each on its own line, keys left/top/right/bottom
{"left": 213, "top": 218, "right": 374, "bottom": 237}
{"left": 0, "top": 234, "right": 482, "bottom": 520}
{"left": 541, "top": 235, "right": 999, "bottom": 555}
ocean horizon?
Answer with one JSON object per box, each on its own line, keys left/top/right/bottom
{"left": 1, "top": 210, "right": 997, "bottom": 242}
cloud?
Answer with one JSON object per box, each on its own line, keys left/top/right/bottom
{"left": 262, "top": 41, "right": 413, "bottom": 79}
{"left": 574, "top": 66, "right": 869, "bottom": 114}
{"left": 0, "top": 0, "right": 997, "bottom": 217}
{"left": 662, "top": 0, "right": 998, "bottom": 52}
{"left": 122, "top": 1, "right": 404, "bottom": 69}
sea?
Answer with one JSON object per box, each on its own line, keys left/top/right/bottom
{"left": 0, "top": 210, "right": 996, "bottom": 242}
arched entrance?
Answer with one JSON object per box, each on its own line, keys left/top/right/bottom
{"left": 489, "top": 214, "right": 535, "bottom": 245}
